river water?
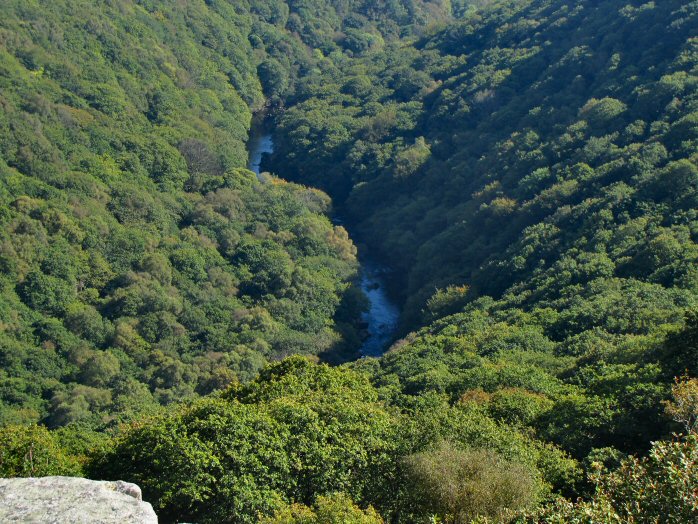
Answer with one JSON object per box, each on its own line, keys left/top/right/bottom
{"left": 355, "top": 260, "right": 400, "bottom": 357}
{"left": 247, "top": 130, "right": 274, "bottom": 180}
{"left": 247, "top": 126, "right": 400, "bottom": 357}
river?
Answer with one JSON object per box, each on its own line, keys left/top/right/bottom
{"left": 247, "top": 125, "right": 400, "bottom": 357}
{"left": 247, "top": 127, "right": 274, "bottom": 181}
{"left": 354, "top": 259, "right": 400, "bottom": 357}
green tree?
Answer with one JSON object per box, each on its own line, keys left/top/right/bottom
{"left": 18, "top": 271, "right": 75, "bottom": 316}
{"left": 519, "top": 433, "right": 698, "bottom": 523}
{"left": 91, "top": 358, "right": 399, "bottom": 523}
{"left": 0, "top": 425, "right": 82, "bottom": 477}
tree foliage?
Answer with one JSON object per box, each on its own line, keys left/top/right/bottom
{"left": 2, "top": 1, "right": 698, "bottom": 523}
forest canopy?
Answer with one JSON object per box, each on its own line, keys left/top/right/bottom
{"left": 2, "top": 0, "right": 698, "bottom": 523}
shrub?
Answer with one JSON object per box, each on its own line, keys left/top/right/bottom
{"left": 0, "top": 425, "right": 82, "bottom": 477}
{"left": 404, "top": 440, "right": 541, "bottom": 523}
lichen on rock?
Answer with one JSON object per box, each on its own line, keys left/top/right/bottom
{"left": 0, "top": 476, "right": 158, "bottom": 523}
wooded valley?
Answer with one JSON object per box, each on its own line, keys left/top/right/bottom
{"left": 1, "top": 1, "right": 697, "bottom": 522}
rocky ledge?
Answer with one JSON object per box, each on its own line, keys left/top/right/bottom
{"left": 0, "top": 476, "right": 158, "bottom": 523}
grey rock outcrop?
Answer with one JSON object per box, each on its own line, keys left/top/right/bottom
{"left": 0, "top": 476, "right": 158, "bottom": 523}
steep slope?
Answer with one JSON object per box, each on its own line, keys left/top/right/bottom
{"left": 0, "top": 0, "right": 462, "bottom": 429}
{"left": 0, "top": 0, "right": 364, "bottom": 429}
{"left": 2, "top": 1, "right": 698, "bottom": 523}
{"left": 268, "top": 0, "right": 698, "bottom": 465}
{"left": 271, "top": 0, "right": 698, "bottom": 322}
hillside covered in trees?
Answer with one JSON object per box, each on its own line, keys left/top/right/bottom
{"left": 0, "top": 0, "right": 446, "bottom": 428}
{"left": 2, "top": 0, "right": 698, "bottom": 523}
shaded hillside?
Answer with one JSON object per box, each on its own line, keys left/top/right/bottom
{"left": 270, "top": 0, "right": 698, "bottom": 324}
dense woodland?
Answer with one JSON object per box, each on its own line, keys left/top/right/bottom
{"left": 0, "top": 0, "right": 392, "bottom": 430}
{"left": 2, "top": 0, "right": 698, "bottom": 523}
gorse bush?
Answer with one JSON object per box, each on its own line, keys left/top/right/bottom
{"left": 260, "top": 492, "right": 384, "bottom": 524}
{"left": 404, "top": 441, "right": 541, "bottom": 523}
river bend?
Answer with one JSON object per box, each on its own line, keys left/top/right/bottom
{"left": 247, "top": 126, "right": 400, "bottom": 356}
